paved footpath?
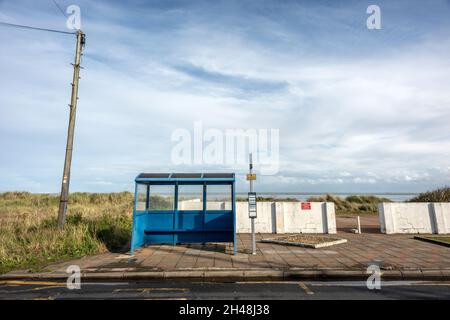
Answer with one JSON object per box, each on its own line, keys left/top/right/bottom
{"left": 2, "top": 216, "right": 450, "bottom": 281}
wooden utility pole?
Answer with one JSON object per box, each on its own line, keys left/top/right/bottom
{"left": 58, "top": 30, "right": 85, "bottom": 229}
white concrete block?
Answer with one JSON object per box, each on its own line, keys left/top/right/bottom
{"left": 432, "top": 203, "right": 450, "bottom": 234}
{"left": 378, "top": 202, "right": 450, "bottom": 234}
{"left": 325, "top": 202, "right": 337, "bottom": 234}
{"left": 275, "top": 202, "right": 285, "bottom": 234}
{"left": 180, "top": 200, "right": 336, "bottom": 234}
{"left": 236, "top": 201, "right": 335, "bottom": 234}
{"left": 282, "top": 202, "right": 326, "bottom": 233}
{"left": 236, "top": 202, "right": 275, "bottom": 233}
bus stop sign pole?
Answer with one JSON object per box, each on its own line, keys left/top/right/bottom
{"left": 248, "top": 153, "right": 257, "bottom": 255}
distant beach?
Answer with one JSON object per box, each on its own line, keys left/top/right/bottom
{"left": 236, "top": 193, "right": 418, "bottom": 202}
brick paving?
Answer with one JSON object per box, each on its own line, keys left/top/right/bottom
{"left": 42, "top": 216, "right": 450, "bottom": 273}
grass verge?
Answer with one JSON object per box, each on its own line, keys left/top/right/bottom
{"left": 414, "top": 235, "right": 450, "bottom": 247}
{"left": 0, "top": 192, "right": 133, "bottom": 274}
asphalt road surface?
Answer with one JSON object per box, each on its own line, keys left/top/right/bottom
{"left": 0, "top": 280, "right": 449, "bottom": 300}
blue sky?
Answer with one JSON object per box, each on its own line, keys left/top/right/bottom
{"left": 0, "top": 0, "right": 450, "bottom": 193}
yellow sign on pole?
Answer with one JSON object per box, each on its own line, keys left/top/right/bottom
{"left": 246, "top": 174, "right": 256, "bottom": 181}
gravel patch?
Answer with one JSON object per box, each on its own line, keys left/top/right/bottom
{"left": 260, "top": 234, "right": 347, "bottom": 249}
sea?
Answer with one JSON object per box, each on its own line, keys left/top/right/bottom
{"left": 235, "top": 193, "right": 417, "bottom": 202}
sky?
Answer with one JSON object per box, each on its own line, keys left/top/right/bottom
{"left": 0, "top": 0, "right": 449, "bottom": 193}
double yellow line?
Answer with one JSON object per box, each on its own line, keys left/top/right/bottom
{"left": 0, "top": 280, "right": 66, "bottom": 292}
{"left": 0, "top": 280, "right": 64, "bottom": 286}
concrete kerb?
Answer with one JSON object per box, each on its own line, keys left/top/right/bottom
{"left": 440, "top": 269, "right": 450, "bottom": 280}
{"left": 2, "top": 268, "right": 450, "bottom": 282}
{"left": 400, "top": 269, "right": 424, "bottom": 280}
{"left": 421, "top": 269, "right": 445, "bottom": 281}
{"left": 380, "top": 270, "right": 403, "bottom": 280}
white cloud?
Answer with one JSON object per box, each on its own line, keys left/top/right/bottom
{"left": 1, "top": 0, "right": 449, "bottom": 193}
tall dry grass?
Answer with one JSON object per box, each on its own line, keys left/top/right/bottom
{"left": 306, "top": 194, "right": 392, "bottom": 215}
{"left": 0, "top": 192, "right": 133, "bottom": 274}
{"left": 409, "top": 187, "right": 450, "bottom": 202}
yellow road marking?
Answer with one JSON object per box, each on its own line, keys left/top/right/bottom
{"left": 0, "top": 280, "right": 67, "bottom": 294}
{"left": 33, "top": 295, "right": 56, "bottom": 300}
{"left": 0, "top": 280, "right": 64, "bottom": 286}
{"left": 0, "top": 285, "right": 66, "bottom": 293}
{"left": 113, "top": 288, "right": 189, "bottom": 294}
{"left": 145, "top": 297, "right": 188, "bottom": 300}
{"left": 235, "top": 281, "right": 287, "bottom": 284}
{"left": 298, "top": 282, "right": 314, "bottom": 295}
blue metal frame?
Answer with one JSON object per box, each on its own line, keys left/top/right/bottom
{"left": 131, "top": 173, "right": 237, "bottom": 255}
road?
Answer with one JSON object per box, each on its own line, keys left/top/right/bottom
{"left": 0, "top": 280, "right": 449, "bottom": 300}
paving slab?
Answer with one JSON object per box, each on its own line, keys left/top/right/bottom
{"left": 2, "top": 216, "right": 450, "bottom": 281}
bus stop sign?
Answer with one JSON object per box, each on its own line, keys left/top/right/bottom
{"left": 248, "top": 192, "right": 257, "bottom": 218}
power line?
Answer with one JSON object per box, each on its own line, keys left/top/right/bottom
{"left": 51, "top": 0, "right": 67, "bottom": 18}
{"left": 0, "top": 21, "right": 75, "bottom": 35}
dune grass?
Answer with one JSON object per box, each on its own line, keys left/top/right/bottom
{"left": 306, "top": 194, "right": 392, "bottom": 215}
{"left": 0, "top": 192, "right": 133, "bottom": 274}
{"left": 409, "top": 187, "right": 450, "bottom": 202}
{"left": 239, "top": 194, "right": 392, "bottom": 215}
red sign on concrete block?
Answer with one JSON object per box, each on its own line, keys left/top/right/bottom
{"left": 301, "top": 202, "right": 311, "bottom": 210}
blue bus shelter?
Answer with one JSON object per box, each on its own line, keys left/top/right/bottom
{"left": 131, "top": 173, "right": 237, "bottom": 255}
